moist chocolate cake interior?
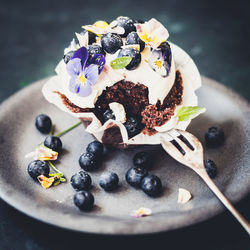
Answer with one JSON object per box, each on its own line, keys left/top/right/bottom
{"left": 55, "top": 70, "right": 183, "bottom": 136}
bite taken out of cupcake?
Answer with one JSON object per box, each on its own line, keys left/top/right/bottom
{"left": 42, "top": 16, "right": 205, "bottom": 148}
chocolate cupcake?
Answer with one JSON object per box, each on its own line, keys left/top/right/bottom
{"left": 42, "top": 17, "right": 202, "bottom": 148}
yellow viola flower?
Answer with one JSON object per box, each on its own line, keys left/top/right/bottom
{"left": 82, "top": 20, "right": 125, "bottom": 36}
{"left": 136, "top": 18, "right": 169, "bottom": 49}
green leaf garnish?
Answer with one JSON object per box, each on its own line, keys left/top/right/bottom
{"left": 110, "top": 57, "right": 132, "bottom": 69}
{"left": 177, "top": 106, "right": 206, "bottom": 121}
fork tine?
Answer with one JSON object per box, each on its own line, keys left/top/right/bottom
{"left": 160, "top": 136, "right": 186, "bottom": 159}
{"left": 176, "top": 129, "right": 203, "bottom": 151}
{"left": 168, "top": 130, "right": 194, "bottom": 154}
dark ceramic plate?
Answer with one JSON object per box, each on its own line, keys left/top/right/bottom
{"left": 0, "top": 76, "right": 249, "bottom": 234}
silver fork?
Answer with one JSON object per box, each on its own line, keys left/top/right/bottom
{"left": 160, "top": 129, "right": 250, "bottom": 235}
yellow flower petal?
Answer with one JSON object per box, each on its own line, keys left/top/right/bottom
{"left": 37, "top": 175, "right": 57, "bottom": 189}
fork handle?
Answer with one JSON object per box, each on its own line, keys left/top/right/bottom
{"left": 197, "top": 169, "right": 250, "bottom": 235}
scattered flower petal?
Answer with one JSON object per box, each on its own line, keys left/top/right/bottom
{"left": 178, "top": 188, "right": 192, "bottom": 204}
{"left": 136, "top": 18, "right": 169, "bottom": 49}
{"left": 37, "top": 175, "right": 58, "bottom": 189}
{"left": 131, "top": 207, "right": 152, "bottom": 218}
{"left": 25, "top": 145, "right": 58, "bottom": 161}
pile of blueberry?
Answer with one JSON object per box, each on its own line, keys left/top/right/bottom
{"left": 28, "top": 114, "right": 63, "bottom": 182}
{"left": 72, "top": 141, "right": 120, "bottom": 211}
{"left": 28, "top": 113, "right": 225, "bottom": 212}
{"left": 64, "top": 16, "right": 145, "bottom": 71}
{"left": 126, "top": 151, "right": 162, "bottom": 197}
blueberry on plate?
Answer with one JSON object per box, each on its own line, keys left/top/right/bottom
{"left": 28, "top": 160, "right": 50, "bottom": 181}
{"left": 79, "top": 152, "right": 99, "bottom": 171}
{"left": 71, "top": 171, "right": 92, "bottom": 191}
{"left": 73, "top": 190, "right": 94, "bottom": 211}
{"left": 204, "top": 159, "right": 217, "bottom": 178}
{"left": 80, "top": 29, "right": 96, "bottom": 44}
{"left": 118, "top": 48, "right": 141, "bottom": 70}
{"left": 35, "top": 114, "right": 52, "bottom": 134}
{"left": 141, "top": 174, "right": 162, "bottom": 197}
{"left": 124, "top": 116, "right": 142, "bottom": 138}
{"left": 116, "top": 16, "right": 136, "bottom": 37}
{"left": 63, "top": 51, "right": 75, "bottom": 64}
{"left": 44, "top": 136, "right": 62, "bottom": 153}
{"left": 86, "top": 141, "right": 104, "bottom": 158}
{"left": 126, "top": 167, "right": 148, "bottom": 188}
{"left": 125, "top": 31, "right": 145, "bottom": 52}
{"left": 99, "top": 171, "right": 119, "bottom": 191}
{"left": 103, "top": 109, "right": 115, "bottom": 123}
{"left": 101, "top": 33, "right": 123, "bottom": 54}
{"left": 205, "top": 127, "right": 225, "bottom": 147}
{"left": 133, "top": 151, "right": 152, "bottom": 169}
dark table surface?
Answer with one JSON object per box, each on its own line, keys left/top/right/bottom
{"left": 0, "top": 0, "right": 250, "bottom": 249}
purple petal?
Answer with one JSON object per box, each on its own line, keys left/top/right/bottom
{"left": 72, "top": 47, "right": 88, "bottom": 68}
{"left": 86, "top": 54, "right": 106, "bottom": 74}
{"left": 78, "top": 82, "right": 92, "bottom": 97}
{"left": 85, "top": 64, "right": 99, "bottom": 85}
{"left": 68, "top": 77, "right": 80, "bottom": 93}
{"left": 66, "top": 58, "right": 82, "bottom": 76}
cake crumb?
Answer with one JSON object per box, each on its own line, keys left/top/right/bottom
{"left": 131, "top": 207, "right": 152, "bottom": 218}
{"left": 178, "top": 188, "right": 192, "bottom": 204}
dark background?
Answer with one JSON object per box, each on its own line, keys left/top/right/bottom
{"left": 0, "top": 0, "right": 250, "bottom": 249}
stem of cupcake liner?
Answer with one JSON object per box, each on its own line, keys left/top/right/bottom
{"left": 55, "top": 121, "right": 82, "bottom": 137}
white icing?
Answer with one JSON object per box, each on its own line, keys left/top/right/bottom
{"left": 55, "top": 30, "right": 176, "bottom": 109}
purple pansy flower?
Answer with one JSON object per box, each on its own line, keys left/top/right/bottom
{"left": 148, "top": 42, "right": 172, "bottom": 77}
{"left": 66, "top": 47, "right": 105, "bottom": 97}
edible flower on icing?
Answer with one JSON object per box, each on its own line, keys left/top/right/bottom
{"left": 25, "top": 144, "right": 58, "bottom": 161}
{"left": 82, "top": 20, "right": 125, "bottom": 36}
{"left": 148, "top": 42, "right": 172, "bottom": 77}
{"left": 66, "top": 47, "right": 105, "bottom": 97}
{"left": 136, "top": 18, "right": 169, "bottom": 49}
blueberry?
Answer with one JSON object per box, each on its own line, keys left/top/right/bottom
{"left": 103, "top": 109, "right": 115, "bottom": 123}
{"left": 141, "top": 174, "right": 162, "bottom": 197}
{"left": 124, "top": 116, "right": 142, "bottom": 138}
{"left": 35, "top": 114, "right": 52, "bottom": 134}
{"left": 44, "top": 136, "right": 62, "bottom": 153}
{"left": 73, "top": 190, "right": 94, "bottom": 211}
{"left": 71, "top": 171, "right": 92, "bottom": 191}
{"left": 133, "top": 152, "right": 152, "bottom": 169}
{"left": 126, "top": 167, "right": 148, "bottom": 188}
{"left": 88, "top": 44, "right": 106, "bottom": 58}
{"left": 63, "top": 51, "right": 75, "bottom": 64}
{"left": 99, "top": 171, "right": 119, "bottom": 191}
{"left": 28, "top": 160, "right": 50, "bottom": 181}
{"left": 86, "top": 141, "right": 104, "bottom": 158}
{"left": 204, "top": 159, "right": 217, "bottom": 178}
{"left": 80, "top": 29, "right": 96, "bottom": 44}
{"left": 79, "top": 152, "right": 99, "bottom": 171}
{"left": 101, "top": 33, "right": 123, "bottom": 54}
{"left": 116, "top": 16, "right": 136, "bottom": 37}
{"left": 205, "top": 127, "right": 225, "bottom": 147}
{"left": 118, "top": 48, "right": 141, "bottom": 70}
{"left": 126, "top": 31, "right": 145, "bottom": 52}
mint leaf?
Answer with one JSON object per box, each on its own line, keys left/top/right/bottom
{"left": 110, "top": 57, "right": 132, "bottom": 69}
{"left": 177, "top": 106, "right": 206, "bottom": 121}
